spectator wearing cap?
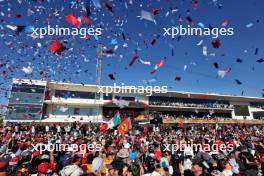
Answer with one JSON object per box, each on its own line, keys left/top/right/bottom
{"left": 14, "top": 150, "right": 34, "bottom": 175}
{"left": 159, "top": 154, "right": 170, "bottom": 173}
{"left": 191, "top": 162, "right": 210, "bottom": 176}
{"left": 60, "top": 154, "right": 83, "bottom": 176}
{"left": 8, "top": 154, "right": 19, "bottom": 167}
{"left": 107, "top": 164, "right": 118, "bottom": 176}
{"left": 31, "top": 150, "right": 57, "bottom": 176}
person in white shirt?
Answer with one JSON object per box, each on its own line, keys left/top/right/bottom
{"left": 57, "top": 125, "right": 61, "bottom": 133}
{"left": 45, "top": 125, "right": 49, "bottom": 133}
{"left": 15, "top": 125, "right": 19, "bottom": 133}
{"left": 31, "top": 126, "right": 35, "bottom": 135}
{"left": 67, "top": 125, "right": 71, "bottom": 133}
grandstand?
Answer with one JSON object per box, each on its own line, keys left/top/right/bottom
{"left": 4, "top": 79, "right": 264, "bottom": 124}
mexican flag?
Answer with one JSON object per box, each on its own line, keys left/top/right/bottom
{"left": 100, "top": 112, "right": 121, "bottom": 132}
{"left": 117, "top": 118, "right": 131, "bottom": 135}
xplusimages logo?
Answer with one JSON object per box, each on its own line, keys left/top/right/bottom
{"left": 31, "top": 25, "right": 103, "bottom": 38}
{"left": 163, "top": 25, "right": 234, "bottom": 38}
{"left": 6, "top": 25, "right": 103, "bottom": 39}
{"left": 31, "top": 143, "right": 103, "bottom": 152}
{"left": 6, "top": 13, "right": 103, "bottom": 38}
{"left": 97, "top": 83, "right": 168, "bottom": 96}
{"left": 162, "top": 143, "right": 235, "bottom": 154}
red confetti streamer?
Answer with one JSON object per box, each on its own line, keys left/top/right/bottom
{"left": 105, "top": 50, "right": 114, "bottom": 55}
{"left": 82, "top": 16, "right": 91, "bottom": 26}
{"left": 212, "top": 39, "right": 221, "bottom": 49}
{"left": 103, "top": 2, "right": 113, "bottom": 13}
{"left": 65, "top": 13, "right": 81, "bottom": 28}
{"left": 155, "top": 59, "right": 164, "bottom": 68}
{"left": 129, "top": 55, "right": 138, "bottom": 67}
{"left": 175, "top": 76, "right": 181, "bottom": 81}
{"left": 48, "top": 40, "right": 66, "bottom": 55}
{"left": 221, "top": 20, "right": 229, "bottom": 27}
{"left": 152, "top": 8, "right": 159, "bottom": 15}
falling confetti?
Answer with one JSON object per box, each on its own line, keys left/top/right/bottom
{"left": 48, "top": 40, "right": 66, "bottom": 55}
{"left": 65, "top": 13, "right": 81, "bottom": 28}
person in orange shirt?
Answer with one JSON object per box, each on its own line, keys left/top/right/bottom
{"left": 81, "top": 152, "right": 95, "bottom": 174}
{"left": 102, "top": 152, "right": 114, "bottom": 176}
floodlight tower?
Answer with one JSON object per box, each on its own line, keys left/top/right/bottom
{"left": 95, "top": 44, "right": 103, "bottom": 122}
{"left": 96, "top": 44, "right": 103, "bottom": 87}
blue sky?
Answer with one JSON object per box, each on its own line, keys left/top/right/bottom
{"left": 0, "top": 0, "right": 264, "bottom": 109}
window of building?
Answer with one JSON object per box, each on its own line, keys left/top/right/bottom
{"left": 8, "top": 104, "right": 42, "bottom": 114}
{"left": 114, "top": 96, "right": 135, "bottom": 101}
{"left": 11, "top": 84, "right": 45, "bottom": 94}
{"left": 103, "top": 93, "right": 112, "bottom": 100}
{"left": 9, "top": 92, "right": 44, "bottom": 104}
{"left": 234, "top": 105, "right": 250, "bottom": 116}
{"left": 54, "top": 90, "right": 96, "bottom": 99}
{"left": 250, "top": 102, "right": 264, "bottom": 109}
{"left": 7, "top": 84, "right": 46, "bottom": 120}
{"left": 74, "top": 108, "right": 80, "bottom": 115}
{"left": 252, "top": 112, "right": 264, "bottom": 119}
{"left": 52, "top": 106, "right": 98, "bottom": 116}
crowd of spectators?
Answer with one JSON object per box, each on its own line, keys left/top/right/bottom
{"left": 250, "top": 105, "right": 264, "bottom": 110}
{"left": 149, "top": 101, "right": 234, "bottom": 109}
{"left": 161, "top": 115, "right": 232, "bottom": 120}
{"left": 0, "top": 122, "right": 263, "bottom": 176}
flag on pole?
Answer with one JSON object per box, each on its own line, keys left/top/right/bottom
{"left": 117, "top": 118, "right": 130, "bottom": 135}
{"left": 100, "top": 112, "right": 121, "bottom": 132}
